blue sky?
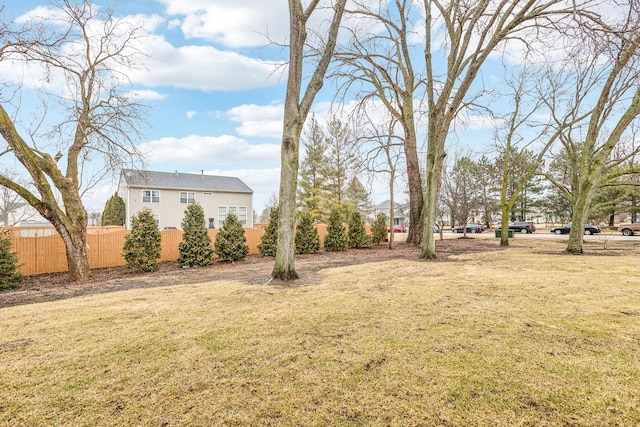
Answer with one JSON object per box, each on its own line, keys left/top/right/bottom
{"left": 3, "top": 0, "right": 552, "bottom": 216}
{"left": 3, "top": 0, "right": 325, "bottom": 214}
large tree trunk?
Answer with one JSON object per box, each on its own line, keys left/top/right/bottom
{"left": 273, "top": 129, "right": 301, "bottom": 281}
{"left": 420, "top": 128, "right": 445, "bottom": 259}
{"left": 403, "top": 102, "right": 424, "bottom": 246}
{"left": 58, "top": 225, "right": 91, "bottom": 281}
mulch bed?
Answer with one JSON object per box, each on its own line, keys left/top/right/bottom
{"left": 1, "top": 239, "right": 503, "bottom": 308}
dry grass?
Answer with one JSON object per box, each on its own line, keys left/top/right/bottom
{"left": 1, "top": 238, "right": 639, "bottom": 426}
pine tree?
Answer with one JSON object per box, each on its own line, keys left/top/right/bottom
{"left": 101, "top": 193, "right": 126, "bottom": 226}
{"left": 0, "top": 233, "right": 22, "bottom": 290}
{"left": 178, "top": 203, "right": 214, "bottom": 267}
{"left": 122, "top": 208, "right": 161, "bottom": 272}
{"left": 214, "top": 213, "right": 249, "bottom": 262}
{"left": 258, "top": 207, "right": 278, "bottom": 257}
{"left": 298, "top": 115, "right": 329, "bottom": 221}
{"left": 295, "top": 211, "right": 320, "bottom": 254}
{"left": 323, "top": 207, "right": 348, "bottom": 252}
{"left": 348, "top": 211, "right": 371, "bottom": 248}
{"left": 371, "top": 212, "right": 389, "bottom": 245}
{"left": 345, "top": 177, "right": 371, "bottom": 213}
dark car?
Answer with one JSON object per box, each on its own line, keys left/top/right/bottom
{"left": 506, "top": 221, "right": 536, "bottom": 234}
{"left": 550, "top": 224, "right": 601, "bottom": 235}
{"left": 452, "top": 224, "right": 483, "bottom": 233}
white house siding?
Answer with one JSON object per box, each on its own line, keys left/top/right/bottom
{"left": 118, "top": 187, "right": 252, "bottom": 229}
{"left": 117, "top": 170, "right": 253, "bottom": 230}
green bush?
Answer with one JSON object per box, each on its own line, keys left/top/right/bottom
{"left": 101, "top": 193, "right": 126, "bottom": 226}
{"left": 178, "top": 203, "right": 214, "bottom": 267}
{"left": 371, "top": 213, "right": 389, "bottom": 244}
{"left": 122, "top": 208, "right": 161, "bottom": 272}
{"left": 258, "top": 207, "right": 278, "bottom": 257}
{"left": 323, "top": 208, "right": 348, "bottom": 252}
{"left": 0, "top": 233, "right": 22, "bottom": 290}
{"left": 348, "top": 211, "right": 371, "bottom": 248}
{"left": 214, "top": 213, "right": 249, "bottom": 262}
{"left": 295, "top": 211, "right": 320, "bottom": 254}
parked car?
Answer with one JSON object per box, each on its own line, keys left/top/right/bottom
{"left": 550, "top": 224, "right": 601, "bottom": 235}
{"left": 504, "top": 221, "right": 535, "bottom": 234}
{"left": 452, "top": 224, "right": 483, "bottom": 233}
{"left": 388, "top": 224, "right": 407, "bottom": 233}
{"left": 618, "top": 222, "right": 640, "bottom": 236}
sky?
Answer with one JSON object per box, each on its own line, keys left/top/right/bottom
{"left": 3, "top": 0, "right": 343, "bottom": 215}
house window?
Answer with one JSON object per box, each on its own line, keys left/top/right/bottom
{"left": 142, "top": 190, "right": 160, "bottom": 203}
{"left": 218, "top": 205, "right": 247, "bottom": 226}
{"left": 180, "top": 191, "right": 195, "bottom": 204}
{"left": 152, "top": 214, "right": 160, "bottom": 225}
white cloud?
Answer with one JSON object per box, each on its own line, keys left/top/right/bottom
{"left": 131, "top": 38, "right": 283, "bottom": 91}
{"left": 222, "top": 103, "right": 284, "bottom": 138}
{"left": 140, "top": 134, "right": 280, "bottom": 165}
{"left": 186, "top": 110, "right": 197, "bottom": 119}
{"left": 157, "top": 0, "right": 290, "bottom": 48}
{"left": 127, "top": 89, "right": 167, "bottom": 100}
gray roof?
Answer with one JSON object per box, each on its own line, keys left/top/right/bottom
{"left": 120, "top": 169, "right": 253, "bottom": 194}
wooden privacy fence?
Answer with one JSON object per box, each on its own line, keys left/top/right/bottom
{"left": 3, "top": 224, "right": 330, "bottom": 276}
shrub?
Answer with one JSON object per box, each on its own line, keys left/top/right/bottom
{"left": 122, "top": 208, "right": 161, "bottom": 272}
{"left": 295, "top": 211, "right": 320, "bottom": 254}
{"left": 178, "top": 203, "right": 214, "bottom": 267}
{"left": 348, "top": 211, "right": 371, "bottom": 248}
{"left": 214, "top": 213, "right": 249, "bottom": 262}
{"left": 324, "top": 208, "right": 348, "bottom": 252}
{"left": 371, "top": 213, "right": 389, "bottom": 244}
{"left": 101, "top": 193, "right": 126, "bottom": 226}
{"left": 258, "top": 207, "right": 278, "bottom": 257}
{"left": 0, "top": 233, "right": 22, "bottom": 290}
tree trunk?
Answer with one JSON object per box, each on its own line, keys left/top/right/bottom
{"left": 59, "top": 225, "right": 91, "bottom": 281}
{"left": 403, "top": 107, "right": 424, "bottom": 246}
{"left": 420, "top": 129, "right": 445, "bottom": 259}
{"left": 272, "top": 130, "right": 301, "bottom": 281}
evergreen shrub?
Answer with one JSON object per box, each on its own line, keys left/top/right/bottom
{"left": 122, "top": 208, "right": 161, "bottom": 272}
{"left": 178, "top": 203, "right": 214, "bottom": 267}
{"left": 214, "top": 213, "right": 249, "bottom": 262}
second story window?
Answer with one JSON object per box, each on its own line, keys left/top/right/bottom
{"left": 142, "top": 189, "right": 160, "bottom": 203}
{"left": 180, "top": 191, "right": 195, "bottom": 204}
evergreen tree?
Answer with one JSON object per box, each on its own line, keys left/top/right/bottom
{"left": 298, "top": 115, "right": 329, "bottom": 221}
{"left": 295, "top": 211, "right": 320, "bottom": 254}
{"left": 214, "top": 213, "right": 249, "bottom": 262}
{"left": 0, "top": 232, "right": 22, "bottom": 290}
{"left": 371, "top": 212, "right": 389, "bottom": 245}
{"left": 345, "top": 177, "right": 371, "bottom": 214}
{"left": 347, "top": 211, "right": 371, "bottom": 248}
{"left": 122, "top": 208, "right": 161, "bottom": 272}
{"left": 178, "top": 203, "right": 214, "bottom": 267}
{"left": 258, "top": 207, "right": 279, "bottom": 257}
{"left": 324, "top": 207, "right": 348, "bottom": 252}
{"left": 322, "top": 116, "right": 358, "bottom": 216}
{"left": 101, "top": 193, "right": 126, "bottom": 226}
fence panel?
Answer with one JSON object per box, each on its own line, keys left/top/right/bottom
{"left": 5, "top": 224, "right": 342, "bottom": 277}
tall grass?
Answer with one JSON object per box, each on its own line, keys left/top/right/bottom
{"left": 1, "top": 239, "right": 639, "bottom": 426}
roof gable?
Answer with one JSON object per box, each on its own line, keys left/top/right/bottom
{"left": 120, "top": 169, "right": 253, "bottom": 194}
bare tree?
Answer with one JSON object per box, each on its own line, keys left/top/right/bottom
{"left": 272, "top": 0, "right": 347, "bottom": 281}
{"left": 335, "top": 0, "right": 425, "bottom": 245}
{"left": 356, "top": 108, "right": 404, "bottom": 249}
{"left": 419, "top": 0, "right": 588, "bottom": 259}
{"left": 542, "top": 5, "right": 640, "bottom": 253}
{"left": 0, "top": 1, "right": 148, "bottom": 280}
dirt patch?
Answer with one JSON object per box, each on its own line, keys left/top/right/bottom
{"left": 1, "top": 238, "right": 503, "bottom": 308}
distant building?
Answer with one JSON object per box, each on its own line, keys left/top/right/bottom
{"left": 117, "top": 169, "right": 253, "bottom": 229}
{"left": 372, "top": 200, "right": 408, "bottom": 226}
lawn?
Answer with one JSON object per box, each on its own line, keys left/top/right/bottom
{"left": 1, "top": 238, "right": 639, "bottom": 426}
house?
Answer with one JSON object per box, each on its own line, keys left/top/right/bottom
{"left": 372, "top": 200, "right": 408, "bottom": 226}
{"left": 117, "top": 169, "right": 253, "bottom": 229}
